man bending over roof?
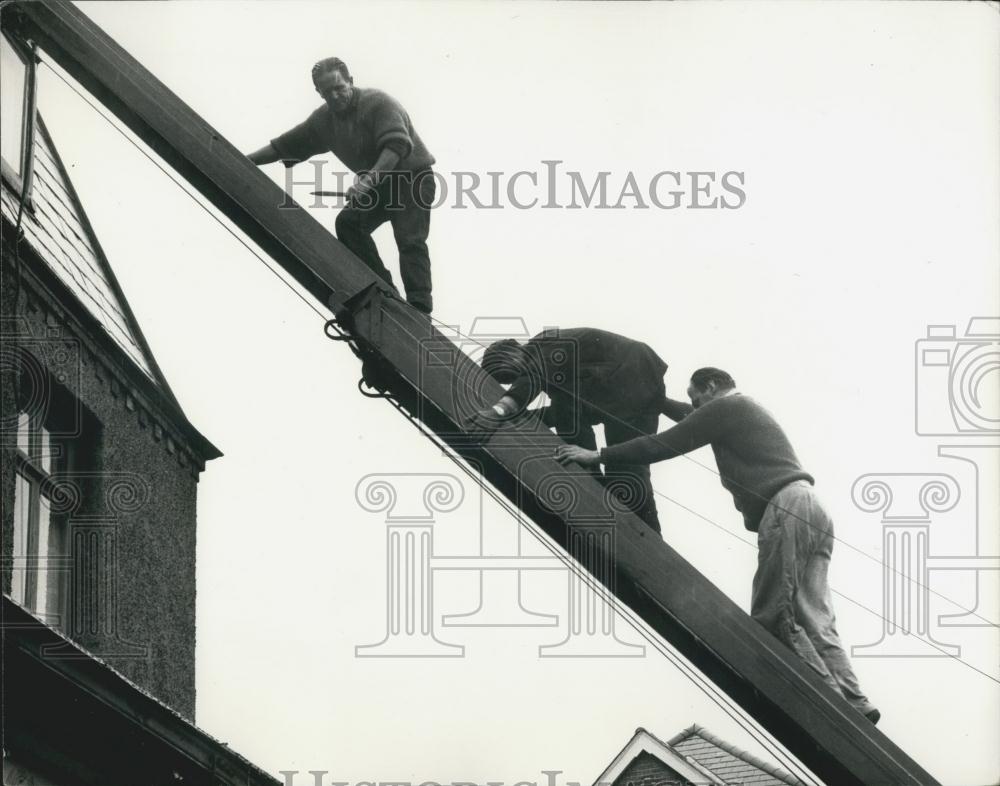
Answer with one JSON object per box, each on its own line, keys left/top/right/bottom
{"left": 471, "top": 328, "right": 669, "bottom": 534}
{"left": 555, "top": 366, "right": 880, "bottom": 725}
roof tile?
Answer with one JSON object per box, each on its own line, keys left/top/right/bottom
{"left": 2, "top": 119, "right": 157, "bottom": 382}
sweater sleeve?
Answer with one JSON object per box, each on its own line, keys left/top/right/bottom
{"left": 270, "top": 109, "right": 327, "bottom": 166}
{"left": 661, "top": 396, "right": 695, "bottom": 422}
{"left": 601, "top": 399, "right": 729, "bottom": 465}
{"left": 383, "top": 138, "right": 410, "bottom": 159}
{"left": 369, "top": 93, "right": 414, "bottom": 160}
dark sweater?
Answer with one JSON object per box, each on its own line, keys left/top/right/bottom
{"left": 271, "top": 87, "right": 435, "bottom": 174}
{"left": 506, "top": 328, "right": 668, "bottom": 423}
{"left": 600, "top": 393, "right": 814, "bottom": 531}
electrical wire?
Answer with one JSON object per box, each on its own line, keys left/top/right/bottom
{"left": 38, "top": 61, "right": 827, "bottom": 777}
{"left": 41, "top": 52, "right": 999, "bottom": 747}
{"left": 44, "top": 58, "right": 994, "bottom": 634}
{"left": 38, "top": 63, "right": 332, "bottom": 325}
{"left": 432, "top": 316, "right": 1000, "bottom": 631}
{"left": 366, "top": 386, "right": 823, "bottom": 786}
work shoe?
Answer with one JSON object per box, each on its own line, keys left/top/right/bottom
{"left": 865, "top": 709, "right": 881, "bottom": 726}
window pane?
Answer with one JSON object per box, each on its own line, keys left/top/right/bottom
{"left": 16, "top": 410, "right": 30, "bottom": 454}
{"left": 1, "top": 36, "right": 27, "bottom": 177}
{"left": 40, "top": 423, "right": 52, "bottom": 474}
{"left": 35, "top": 495, "right": 52, "bottom": 619}
{"left": 11, "top": 472, "right": 30, "bottom": 605}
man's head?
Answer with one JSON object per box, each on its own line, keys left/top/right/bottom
{"left": 481, "top": 339, "right": 527, "bottom": 385}
{"left": 312, "top": 57, "right": 354, "bottom": 113}
{"left": 687, "top": 367, "right": 736, "bottom": 409}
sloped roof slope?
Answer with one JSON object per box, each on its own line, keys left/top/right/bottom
{"left": 667, "top": 724, "right": 805, "bottom": 786}
{"left": 2, "top": 114, "right": 173, "bottom": 397}
{"left": 594, "top": 726, "right": 806, "bottom": 786}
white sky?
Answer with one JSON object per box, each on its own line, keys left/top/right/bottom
{"left": 29, "top": 1, "right": 1000, "bottom": 784}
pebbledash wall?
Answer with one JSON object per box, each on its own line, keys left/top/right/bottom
{"left": 0, "top": 245, "right": 219, "bottom": 719}
{"left": 1, "top": 119, "right": 220, "bottom": 720}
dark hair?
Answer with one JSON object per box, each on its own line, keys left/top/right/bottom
{"left": 311, "top": 57, "right": 351, "bottom": 84}
{"left": 690, "top": 367, "right": 736, "bottom": 392}
{"left": 481, "top": 339, "right": 524, "bottom": 380}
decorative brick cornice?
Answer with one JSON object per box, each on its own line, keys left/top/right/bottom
{"left": 3, "top": 245, "right": 218, "bottom": 477}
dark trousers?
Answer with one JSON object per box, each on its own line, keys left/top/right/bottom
{"left": 334, "top": 170, "right": 435, "bottom": 314}
{"left": 604, "top": 411, "right": 661, "bottom": 534}
{"left": 555, "top": 407, "right": 662, "bottom": 534}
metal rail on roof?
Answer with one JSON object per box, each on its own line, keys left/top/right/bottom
{"left": 3, "top": 3, "right": 942, "bottom": 784}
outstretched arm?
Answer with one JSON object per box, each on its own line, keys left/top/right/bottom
{"left": 251, "top": 111, "right": 327, "bottom": 168}
{"left": 247, "top": 143, "right": 281, "bottom": 166}
{"left": 600, "top": 403, "right": 723, "bottom": 465}
{"left": 557, "top": 400, "right": 728, "bottom": 468}
{"left": 661, "top": 395, "right": 695, "bottom": 423}
{"left": 464, "top": 393, "right": 524, "bottom": 432}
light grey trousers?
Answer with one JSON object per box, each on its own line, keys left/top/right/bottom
{"left": 751, "top": 480, "right": 876, "bottom": 716}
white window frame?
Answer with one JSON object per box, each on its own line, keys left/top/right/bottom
{"left": 0, "top": 30, "right": 39, "bottom": 201}
{"left": 12, "top": 408, "right": 71, "bottom": 625}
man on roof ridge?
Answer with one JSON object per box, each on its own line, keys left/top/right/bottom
{"left": 248, "top": 57, "right": 436, "bottom": 315}
{"left": 556, "top": 366, "right": 880, "bottom": 725}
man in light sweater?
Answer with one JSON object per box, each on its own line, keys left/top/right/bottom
{"left": 555, "top": 367, "right": 880, "bottom": 724}
{"left": 248, "top": 57, "right": 436, "bottom": 314}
